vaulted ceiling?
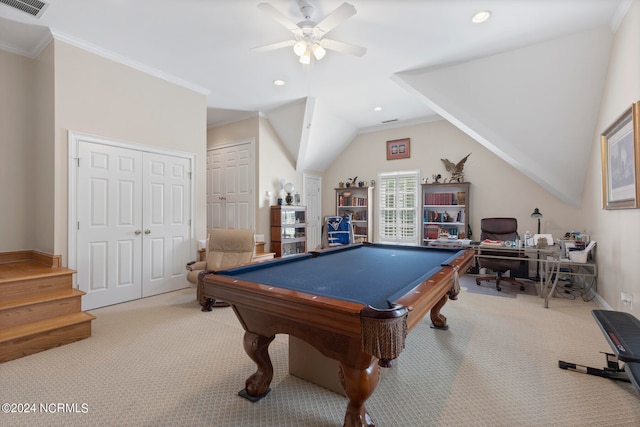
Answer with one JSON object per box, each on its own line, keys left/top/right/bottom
{"left": 0, "top": 0, "right": 631, "bottom": 206}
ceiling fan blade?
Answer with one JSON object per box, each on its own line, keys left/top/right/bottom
{"left": 315, "top": 2, "right": 357, "bottom": 36}
{"left": 257, "top": 3, "right": 301, "bottom": 34}
{"left": 319, "top": 38, "right": 366, "bottom": 57}
{"left": 251, "top": 40, "right": 296, "bottom": 53}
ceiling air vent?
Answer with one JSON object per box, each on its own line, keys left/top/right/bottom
{"left": 381, "top": 119, "right": 399, "bottom": 124}
{"left": 0, "top": 0, "right": 49, "bottom": 18}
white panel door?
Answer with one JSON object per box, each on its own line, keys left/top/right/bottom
{"left": 206, "top": 141, "right": 253, "bottom": 230}
{"left": 77, "top": 142, "right": 143, "bottom": 310}
{"left": 142, "top": 152, "right": 192, "bottom": 297}
{"left": 224, "top": 144, "right": 251, "bottom": 229}
{"left": 304, "top": 174, "right": 322, "bottom": 251}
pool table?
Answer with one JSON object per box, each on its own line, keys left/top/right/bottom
{"left": 201, "top": 242, "right": 474, "bottom": 427}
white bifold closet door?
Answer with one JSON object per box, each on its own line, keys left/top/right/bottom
{"left": 77, "top": 141, "right": 191, "bottom": 310}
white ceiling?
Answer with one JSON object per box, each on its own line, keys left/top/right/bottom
{"left": 0, "top": 0, "right": 630, "bottom": 204}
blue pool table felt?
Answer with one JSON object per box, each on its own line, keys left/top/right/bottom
{"left": 216, "top": 244, "right": 463, "bottom": 309}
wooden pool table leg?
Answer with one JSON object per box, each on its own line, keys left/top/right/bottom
{"left": 339, "top": 357, "right": 379, "bottom": 427}
{"left": 429, "top": 294, "right": 449, "bottom": 330}
{"left": 241, "top": 331, "right": 275, "bottom": 399}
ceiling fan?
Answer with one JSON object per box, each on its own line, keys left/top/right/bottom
{"left": 252, "top": 1, "right": 367, "bottom": 64}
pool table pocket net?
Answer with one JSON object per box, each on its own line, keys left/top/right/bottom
{"left": 360, "top": 304, "right": 409, "bottom": 367}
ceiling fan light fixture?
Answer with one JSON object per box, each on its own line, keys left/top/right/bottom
{"left": 311, "top": 43, "right": 326, "bottom": 60}
{"left": 299, "top": 49, "right": 311, "bottom": 64}
{"left": 293, "top": 40, "right": 307, "bottom": 56}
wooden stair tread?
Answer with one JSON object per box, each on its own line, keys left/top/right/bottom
{"left": 0, "top": 288, "right": 85, "bottom": 311}
{"left": 0, "top": 261, "right": 75, "bottom": 284}
{"left": 0, "top": 312, "right": 95, "bottom": 344}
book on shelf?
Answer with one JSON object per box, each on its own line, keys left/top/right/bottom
{"left": 423, "top": 191, "right": 466, "bottom": 206}
{"left": 424, "top": 209, "right": 463, "bottom": 223}
{"left": 424, "top": 226, "right": 459, "bottom": 240}
{"left": 354, "top": 225, "right": 368, "bottom": 236}
{"left": 351, "top": 210, "right": 367, "bottom": 221}
{"left": 338, "top": 196, "right": 367, "bottom": 207}
{"left": 424, "top": 227, "right": 440, "bottom": 240}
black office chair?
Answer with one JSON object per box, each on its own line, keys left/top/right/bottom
{"left": 475, "top": 217, "right": 527, "bottom": 291}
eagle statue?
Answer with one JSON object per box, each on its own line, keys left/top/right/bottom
{"left": 441, "top": 153, "right": 471, "bottom": 183}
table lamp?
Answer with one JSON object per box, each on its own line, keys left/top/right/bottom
{"left": 531, "top": 208, "right": 543, "bottom": 234}
{"left": 284, "top": 183, "right": 295, "bottom": 205}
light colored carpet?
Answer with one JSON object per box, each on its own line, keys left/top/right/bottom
{"left": 2, "top": 275, "right": 639, "bottom": 426}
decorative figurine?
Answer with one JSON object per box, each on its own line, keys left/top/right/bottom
{"left": 432, "top": 174, "right": 442, "bottom": 183}
{"left": 441, "top": 153, "right": 471, "bottom": 183}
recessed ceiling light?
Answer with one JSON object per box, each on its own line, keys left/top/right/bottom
{"left": 373, "top": 106, "right": 382, "bottom": 112}
{"left": 471, "top": 10, "right": 491, "bottom": 24}
{"left": 273, "top": 79, "right": 285, "bottom": 86}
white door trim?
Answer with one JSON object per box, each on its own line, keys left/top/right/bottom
{"left": 68, "top": 131, "right": 196, "bottom": 277}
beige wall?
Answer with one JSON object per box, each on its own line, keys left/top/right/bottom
{"left": 322, "top": 120, "right": 582, "bottom": 242}
{"left": 32, "top": 42, "right": 55, "bottom": 254}
{"left": 0, "top": 40, "right": 207, "bottom": 263}
{"left": 51, "top": 41, "right": 207, "bottom": 263}
{"left": 583, "top": 1, "right": 640, "bottom": 314}
{"left": 207, "top": 115, "right": 259, "bottom": 145}
{"left": 0, "top": 49, "right": 36, "bottom": 251}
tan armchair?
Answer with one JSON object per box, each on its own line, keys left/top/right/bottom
{"left": 186, "top": 228, "right": 255, "bottom": 311}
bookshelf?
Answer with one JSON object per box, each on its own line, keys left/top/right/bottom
{"left": 422, "top": 182, "right": 470, "bottom": 244}
{"left": 335, "top": 186, "right": 374, "bottom": 243}
{"left": 270, "top": 205, "right": 307, "bottom": 257}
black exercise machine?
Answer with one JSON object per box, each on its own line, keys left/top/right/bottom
{"left": 559, "top": 309, "right": 640, "bottom": 393}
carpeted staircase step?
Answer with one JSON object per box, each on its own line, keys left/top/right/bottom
{"left": 0, "top": 312, "right": 95, "bottom": 363}
{"left": 0, "top": 289, "right": 86, "bottom": 328}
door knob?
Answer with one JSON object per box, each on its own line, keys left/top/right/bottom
{"left": 134, "top": 230, "right": 142, "bottom": 235}
{"left": 144, "top": 229, "right": 151, "bottom": 234}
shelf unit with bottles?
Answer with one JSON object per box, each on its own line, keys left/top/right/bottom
{"left": 422, "top": 182, "right": 470, "bottom": 244}
{"left": 270, "top": 205, "right": 307, "bottom": 257}
{"left": 335, "top": 186, "right": 374, "bottom": 243}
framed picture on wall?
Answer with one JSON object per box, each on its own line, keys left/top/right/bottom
{"left": 601, "top": 101, "right": 640, "bottom": 209}
{"left": 386, "top": 138, "right": 410, "bottom": 160}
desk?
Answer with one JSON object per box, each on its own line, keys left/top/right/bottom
{"left": 430, "top": 241, "right": 597, "bottom": 308}
{"left": 541, "top": 255, "right": 597, "bottom": 308}
{"left": 475, "top": 244, "right": 558, "bottom": 280}
{"left": 201, "top": 243, "right": 474, "bottom": 427}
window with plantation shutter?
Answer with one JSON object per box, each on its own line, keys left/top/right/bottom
{"left": 377, "top": 171, "right": 420, "bottom": 245}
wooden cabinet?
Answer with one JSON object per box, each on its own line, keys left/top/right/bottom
{"left": 335, "top": 186, "right": 374, "bottom": 243}
{"left": 422, "top": 182, "right": 470, "bottom": 243}
{"left": 271, "top": 205, "right": 307, "bottom": 257}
